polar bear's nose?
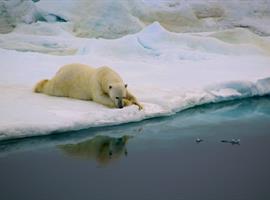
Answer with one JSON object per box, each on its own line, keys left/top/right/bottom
{"left": 118, "top": 100, "right": 123, "bottom": 109}
{"left": 116, "top": 97, "right": 124, "bottom": 108}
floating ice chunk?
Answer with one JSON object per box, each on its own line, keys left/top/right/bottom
{"left": 256, "top": 78, "right": 270, "bottom": 95}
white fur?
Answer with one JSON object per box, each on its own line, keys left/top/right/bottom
{"left": 34, "top": 63, "right": 143, "bottom": 109}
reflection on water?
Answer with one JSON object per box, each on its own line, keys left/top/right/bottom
{"left": 59, "top": 135, "right": 131, "bottom": 165}
{"left": 0, "top": 96, "right": 270, "bottom": 157}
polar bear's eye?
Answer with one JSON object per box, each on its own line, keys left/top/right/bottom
{"left": 115, "top": 97, "right": 119, "bottom": 99}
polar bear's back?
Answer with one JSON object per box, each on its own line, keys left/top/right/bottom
{"left": 55, "top": 63, "right": 94, "bottom": 79}
{"left": 45, "top": 63, "right": 95, "bottom": 100}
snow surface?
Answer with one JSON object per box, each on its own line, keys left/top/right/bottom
{"left": 1, "top": 21, "right": 270, "bottom": 141}
{"left": 2, "top": 0, "right": 270, "bottom": 37}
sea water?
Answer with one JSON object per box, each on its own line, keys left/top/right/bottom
{"left": 0, "top": 97, "right": 270, "bottom": 200}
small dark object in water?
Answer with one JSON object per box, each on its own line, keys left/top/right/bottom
{"left": 231, "top": 139, "right": 240, "bottom": 145}
{"left": 221, "top": 139, "right": 240, "bottom": 145}
{"left": 196, "top": 138, "right": 203, "bottom": 143}
{"left": 221, "top": 140, "right": 230, "bottom": 143}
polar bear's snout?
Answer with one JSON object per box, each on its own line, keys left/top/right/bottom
{"left": 114, "top": 96, "right": 124, "bottom": 109}
{"left": 108, "top": 83, "right": 127, "bottom": 109}
{"left": 116, "top": 97, "right": 124, "bottom": 109}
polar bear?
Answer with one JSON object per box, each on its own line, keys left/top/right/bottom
{"left": 34, "top": 63, "right": 143, "bottom": 109}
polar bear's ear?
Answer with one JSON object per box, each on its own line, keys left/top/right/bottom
{"left": 125, "top": 84, "right": 128, "bottom": 88}
{"left": 109, "top": 85, "right": 112, "bottom": 89}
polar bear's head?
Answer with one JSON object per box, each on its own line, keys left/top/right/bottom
{"left": 108, "top": 83, "right": 127, "bottom": 108}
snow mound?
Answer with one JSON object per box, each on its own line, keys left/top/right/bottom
{"left": 1, "top": 22, "right": 269, "bottom": 56}
{"left": 0, "top": 0, "right": 68, "bottom": 34}
{"left": 2, "top": 0, "right": 270, "bottom": 38}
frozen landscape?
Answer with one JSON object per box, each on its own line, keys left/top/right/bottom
{"left": 1, "top": 0, "right": 270, "bottom": 140}
{"left": 1, "top": 1, "right": 270, "bottom": 200}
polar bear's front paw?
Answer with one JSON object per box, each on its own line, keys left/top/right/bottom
{"left": 137, "top": 104, "right": 144, "bottom": 110}
{"left": 123, "top": 99, "right": 133, "bottom": 107}
{"left": 124, "top": 99, "right": 143, "bottom": 110}
{"left": 107, "top": 101, "right": 116, "bottom": 108}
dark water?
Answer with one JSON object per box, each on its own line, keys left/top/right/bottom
{"left": 0, "top": 97, "right": 270, "bottom": 200}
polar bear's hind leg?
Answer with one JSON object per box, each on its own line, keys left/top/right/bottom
{"left": 34, "top": 79, "right": 49, "bottom": 93}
